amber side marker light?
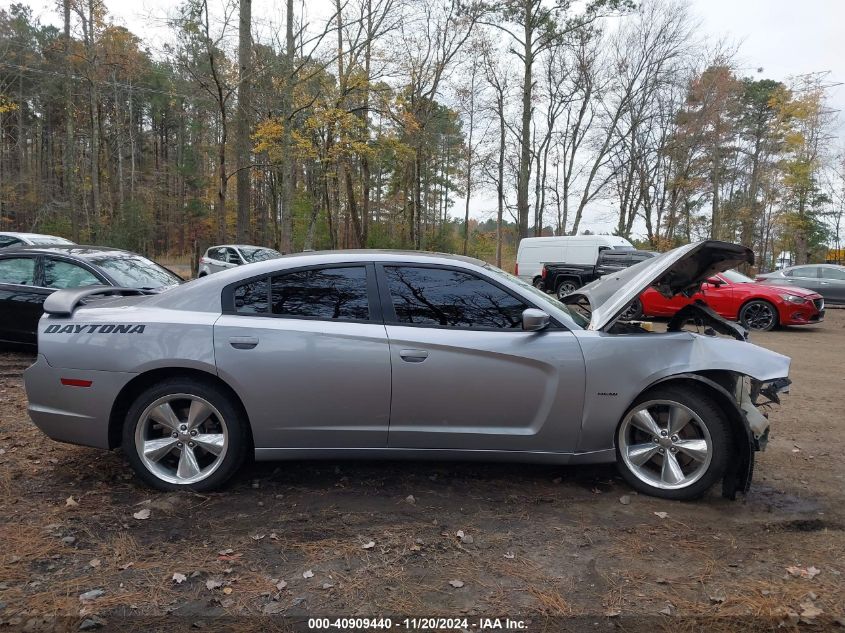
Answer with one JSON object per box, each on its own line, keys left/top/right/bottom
{"left": 60, "top": 378, "right": 93, "bottom": 387}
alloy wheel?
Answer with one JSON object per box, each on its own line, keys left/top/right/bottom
{"left": 617, "top": 400, "right": 713, "bottom": 490}
{"left": 134, "top": 394, "right": 229, "bottom": 485}
{"left": 741, "top": 301, "right": 776, "bottom": 331}
{"left": 557, "top": 281, "right": 578, "bottom": 299}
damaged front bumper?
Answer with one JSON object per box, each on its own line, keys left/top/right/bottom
{"left": 723, "top": 375, "right": 790, "bottom": 499}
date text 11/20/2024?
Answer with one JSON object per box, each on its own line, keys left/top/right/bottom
{"left": 307, "top": 618, "right": 527, "bottom": 630}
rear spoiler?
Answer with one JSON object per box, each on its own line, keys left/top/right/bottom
{"left": 43, "top": 286, "right": 151, "bottom": 317}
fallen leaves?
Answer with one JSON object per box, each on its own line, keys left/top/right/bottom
{"left": 172, "top": 573, "right": 187, "bottom": 584}
{"left": 206, "top": 579, "right": 224, "bottom": 591}
{"left": 132, "top": 508, "right": 151, "bottom": 520}
{"left": 405, "top": 495, "right": 416, "bottom": 505}
{"left": 653, "top": 511, "right": 669, "bottom": 519}
{"left": 448, "top": 579, "right": 464, "bottom": 588}
{"left": 65, "top": 496, "right": 78, "bottom": 507}
{"left": 302, "top": 570, "right": 314, "bottom": 579}
{"left": 361, "top": 540, "right": 375, "bottom": 549}
{"left": 786, "top": 565, "right": 821, "bottom": 579}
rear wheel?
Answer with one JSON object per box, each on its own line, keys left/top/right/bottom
{"left": 739, "top": 300, "right": 778, "bottom": 331}
{"left": 122, "top": 378, "right": 249, "bottom": 491}
{"left": 556, "top": 279, "right": 579, "bottom": 299}
{"left": 615, "top": 385, "right": 732, "bottom": 500}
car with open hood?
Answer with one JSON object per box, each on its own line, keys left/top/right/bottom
{"left": 24, "top": 241, "right": 790, "bottom": 500}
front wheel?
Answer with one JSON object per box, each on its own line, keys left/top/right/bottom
{"left": 122, "top": 378, "right": 249, "bottom": 491}
{"left": 615, "top": 385, "right": 732, "bottom": 500}
{"left": 739, "top": 300, "right": 778, "bottom": 331}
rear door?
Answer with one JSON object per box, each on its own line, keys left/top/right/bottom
{"left": 0, "top": 255, "right": 48, "bottom": 345}
{"left": 214, "top": 263, "right": 391, "bottom": 449}
{"left": 378, "top": 264, "right": 585, "bottom": 453}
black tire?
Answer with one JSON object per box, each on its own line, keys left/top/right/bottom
{"left": 532, "top": 277, "right": 545, "bottom": 292}
{"left": 556, "top": 279, "right": 580, "bottom": 299}
{"left": 738, "top": 299, "right": 778, "bottom": 332}
{"left": 615, "top": 384, "right": 733, "bottom": 500}
{"left": 620, "top": 298, "right": 643, "bottom": 321}
{"left": 122, "top": 377, "right": 250, "bottom": 492}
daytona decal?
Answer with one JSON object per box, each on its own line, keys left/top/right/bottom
{"left": 44, "top": 324, "right": 146, "bottom": 334}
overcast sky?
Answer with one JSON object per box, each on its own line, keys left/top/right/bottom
{"left": 13, "top": 0, "right": 845, "bottom": 236}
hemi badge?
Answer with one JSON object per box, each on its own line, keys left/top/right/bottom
{"left": 61, "top": 378, "right": 93, "bottom": 388}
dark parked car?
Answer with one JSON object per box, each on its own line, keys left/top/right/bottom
{"left": 542, "top": 249, "right": 657, "bottom": 298}
{"left": 756, "top": 264, "right": 845, "bottom": 305}
{"left": 0, "top": 246, "right": 182, "bottom": 346}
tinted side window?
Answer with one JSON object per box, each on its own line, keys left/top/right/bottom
{"left": 0, "top": 236, "right": 21, "bottom": 249}
{"left": 43, "top": 259, "right": 101, "bottom": 289}
{"left": 821, "top": 267, "right": 845, "bottom": 280}
{"left": 271, "top": 267, "right": 369, "bottom": 321}
{"left": 790, "top": 266, "right": 818, "bottom": 278}
{"left": 234, "top": 278, "right": 269, "bottom": 314}
{"left": 384, "top": 266, "right": 527, "bottom": 329}
{"left": 0, "top": 257, "right": 36, "bottom": 285}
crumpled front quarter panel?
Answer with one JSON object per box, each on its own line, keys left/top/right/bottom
{"left": 574, "top": 331, "right": 790, "bottom": 453}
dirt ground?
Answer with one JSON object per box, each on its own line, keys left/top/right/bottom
{"left": 1, "top": 312, "right": 844, "bottom": 632}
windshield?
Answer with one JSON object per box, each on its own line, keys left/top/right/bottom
{"left": 484, "top": 264, "right": 589, "bottom": 328}
{"left": 721, "top": 269, "right": 754, "bottom": 284}
{"left": 239, "top": 247, "right": 280, "bottom": 263}
{"left": 89, "top": 254, "right": 182, "bottom": 289}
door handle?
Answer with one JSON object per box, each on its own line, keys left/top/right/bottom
{"left": 399, "top": 349, "right": 429, "bottom": 363}
{"left": 229, "top": 336, "right": 259, "bottom": 350}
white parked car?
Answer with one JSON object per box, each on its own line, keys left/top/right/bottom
{"left": 197, "top": 245, "right": 281, "bottom": 277}
{"left": 0, "top": 232, "right": 75, "bottom": 249}
{"left": 516, "top": 235, "right": 633, "bottom": 287}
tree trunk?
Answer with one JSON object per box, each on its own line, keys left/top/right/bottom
{"left": 517, "top": 7, "right": 533, "bottom": 240}
{"left": 235, "top": 0, "right": 252, "bottom": 242}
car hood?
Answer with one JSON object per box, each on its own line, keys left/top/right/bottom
{"left": 571, "top": 240, "right": 754, "bottom": 331}
{"left": 755, "top": 282, "right": 819, "bottom": 298}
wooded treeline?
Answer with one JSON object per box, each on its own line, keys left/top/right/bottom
{"left": 0, "top": 0, "right": 842, "bottom": 268}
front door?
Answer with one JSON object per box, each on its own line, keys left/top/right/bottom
{"left": 0, "top": 256, "right": 49, "bottom": 345}
{"left": 213, "top": 263, "right": 391, "bottom": 449}
{"left": 819, "top": 266, "right": 845, "bottom": 303}
{"left": 378, "top": 264, "right": 586, "bottom": 453}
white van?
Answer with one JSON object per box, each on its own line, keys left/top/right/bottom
{"left": 515, "top": 235, "right": 634, "bottom": 285}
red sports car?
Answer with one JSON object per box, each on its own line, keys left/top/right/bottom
{"left": 634, "top": 269, "right": 824, "bottom": 331}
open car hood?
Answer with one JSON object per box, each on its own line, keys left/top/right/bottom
{"left": 567, "top": 240, "right": 754, "bottom": 331}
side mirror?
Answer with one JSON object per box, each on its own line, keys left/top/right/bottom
{"left": 706, "top": 276, "right": 723, "bottom": 286}
{"left": 522, "top": 308, "right": 550, "bottom": 331}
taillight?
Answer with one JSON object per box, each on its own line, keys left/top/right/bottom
{"left": 541, "top": 266, "right": 547, "bottom": 279}
{"left": 514, "top": 263, "right": 519, "bottom": 275}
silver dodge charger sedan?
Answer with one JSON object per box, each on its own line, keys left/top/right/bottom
{"left": 24, "top": 240, "right": 791, "bottom": 500}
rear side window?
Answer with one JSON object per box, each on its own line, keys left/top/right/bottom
{"left": 384, "top": 266, "right": 527, "bottom": 329}
{"left": 271, "top": 266, "right": 370, "bottom": 321}
{"left": 234, "top": 278, "right": 269, "bottom": 314}
{"left": 0, "top": 236, "right": 21, "bottom": 249}
{"left": 43, "top": 259, "right": 101, "bottom": 289}
{"left": 0, "top": 257, "right": 36, "bottom": 285}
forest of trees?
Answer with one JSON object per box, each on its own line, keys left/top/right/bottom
{"left": 0, "top": 0, "right": 843, "bottom": 270}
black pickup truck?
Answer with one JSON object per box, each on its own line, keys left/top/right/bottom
{"left": 542, "top": 249, "right": 656, "bottom": 299}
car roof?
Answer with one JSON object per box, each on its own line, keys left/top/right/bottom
{"left": 207, "top": 244, "right": 277, "bottom": 250}
{"left": 0, "top": 245, "right": 136, "bottom": 258}
{"left": 0, "top": 231, "right": 72, "bottom": 240}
